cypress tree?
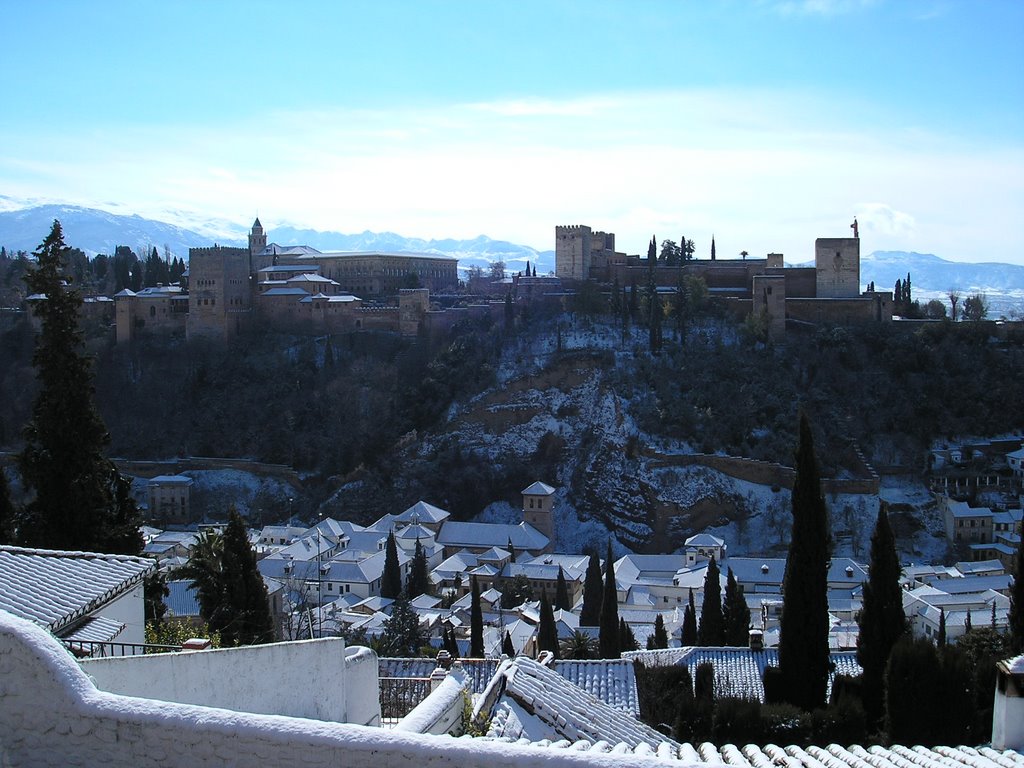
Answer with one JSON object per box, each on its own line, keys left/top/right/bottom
{"left": 651, "top": 613, "right": 669, "bottom": 649}
{"left": 470, "top": 576, "right": 484, "bottom": 657}
{"left": 682, "top": 588, "right": 698, "bottom": 646}
{"left": 937, "top": 608, "right": 947, "bottom": 648}
{"left": 619, "top": 617, "right": 638, "bottom": 652}
{"left": 0, "top": 468, "right": 15, "bottom": 545}
{"left": 405, "top": 538, "right": 430, "bottom": 599}
{"left": 857, "top": 504, "right": 907, "bottom": 730}
{"left": 502, "top": 630, "right": 515, "bottom": 657}
{"left": 648, "top": 287, "right": 663, "bottom": 355}
{"left": 778, "top": 412, "right": 831, "bottom": 711}
{"left": 381, "top": 530, "right": 402, "bottom": 599}
{"left": 555, "top": 565, "right": 571, "bottom": 611}
{"left": 1009, "top": 530, "right": 1024, "bottom": 654}
{"left": 537, "top": 589, "right": 559, "bottom": 658}
{"left": 711, "top": 235, "right": 716, "bottom": 261}
{"left": 965, "top": 607, "right": 972, "bottom": 633}
{"left": 217, "top": 508, "right": 274, "bottom": 646}
{"left": 885, "top": 636, "right": 943, "bottom": 746}
{"left": 698, "top": 556, "right": 724, "bottom": 646}
{"left": 722, "top": 567, "right": 751, "bottom": 646}
{"left": 580, "top": 551, "right": 603, "bottom": 626}
{"left": 599, "top": 540, "right": 620, "bottom": 658}
{"left": 17, "top": 220, "right": 142, "bottom": 554}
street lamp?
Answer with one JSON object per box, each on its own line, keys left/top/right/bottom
{"left": 316, "top": 513, "right": 323, "bottom": 639}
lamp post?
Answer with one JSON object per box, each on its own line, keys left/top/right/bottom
{"left": 316, "top": 513, "right": 323, "bottom": 639}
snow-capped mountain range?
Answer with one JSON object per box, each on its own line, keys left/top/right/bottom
{"left": 1, "top": 202, "right": 1021, "bottom": 313}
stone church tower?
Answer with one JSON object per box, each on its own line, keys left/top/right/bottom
{"left": 521, "top": 481, "right": 556, "bottom": 542}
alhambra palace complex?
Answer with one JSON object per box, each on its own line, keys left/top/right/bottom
{"left": 111, "top": 217, "right": 892, "bottom": 344}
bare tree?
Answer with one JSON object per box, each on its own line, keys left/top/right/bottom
{"left": 947, "top": 289, "right": 961, "bottom": 322}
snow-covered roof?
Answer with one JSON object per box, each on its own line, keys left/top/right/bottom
{"left": 395, "top": 501, "right": 451, "bottom": 525}
{"left": 261, "top": 287, "right": 310, "bottom": 297}
{"left": 148, "top": 474, "right": 193, "bottom": 485}
{"left": 256, "top": 264, "right": 314, "bottom": 274}
{"left": 551, "top": 659, "right": 639, "bottom": 715}
{"left": 438, "top": 521, "right": 548, "bottom": 551}
{"left": 684, "top": 534, "right": 725, "bottom": 548}
{"left": 0, "top": 546, "right": 156, "bottom": 633}
{"left": 522, "top": 481, "right": 556, "bottom": 496}
{"left": 475, "top": 656, "right": 674, "bottom": 749}
{"left": 624, "top": 646, "right": 862, "bottom": 702}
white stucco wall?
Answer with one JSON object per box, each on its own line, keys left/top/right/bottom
{"left": 1, "top": 609, "right": 677, "bottom": 768}
{"left": 81, "top": 635, "right": 379, "bottom": 726}
{"left": 96, "top": 584, "right": 147, "bottom": 645}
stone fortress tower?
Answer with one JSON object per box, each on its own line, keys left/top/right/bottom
{"left": 814, "top": 232, "right": 860, "bottom": 299}
{"left": 555, "top": 225, "right": 593, "bottom": 281}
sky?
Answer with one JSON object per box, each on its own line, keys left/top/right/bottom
{"left": 1, "top": 0, "right": 1022, "bottom": 263}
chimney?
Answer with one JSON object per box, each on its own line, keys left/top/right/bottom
{"left": 749, "top": 629, "right": 764, "bottom": 651}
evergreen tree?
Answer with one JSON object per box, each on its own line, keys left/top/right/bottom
{"left": 0, "top": 468, "right": 15, "bottom": 545}
{"left": 144, "top": 570, "right": 170, "bottom": 631}
{"left": 508, "top": 538, "right": 517, "bottom": 563}
{"left": 778, "top": 412, "right": 831, "bottom": 711}
{"left": 647, "top": 236, "right": 657, "bottom": 264}
{"left": 965, "top": 607, "right": 972, "bottom": 633}
{"left": 711, "top": 235, "right": 716, "bottom": 261}
{"left": 682, "top": 589, "right": 698, "bottom": 645}
{"left": 651, "top": 613, "right": 669, "bottom": 649}
{"left": 502, "top": 630, "right": 515, "bottom": 657}
{"left": 905, "top": 272, "right": 912, "bottom": 303}
{"left": 619, "top": 617, "right": 639, "bottom": 651}
{"left": 722, "top": 567, "right": 751, "bottom": 646}
{"left": 470, "top": 576, "right": 484, "bottom": 657}
{"left": 379, "top": 598, "right": 425, "bottom": 656}
{"left": 555, "top": 565, "right": 572, "bottom": 611}
{"left": 894, "top": 278, "right": 903, "bottom": 304}
{"left": 857, "top": 504, "right": 907, "bottom": 730}
{"left": 538, "top": 589, "right": 559, "bottom": 658}
{"left": 628, "top": 278, "right": 638, "bottom": 318}
{"left": 1009, "top": 529, "right": 1024, "bottom": 654}
{"left": 599, "top": 540, "right": 620, "bottom": 658}
{"left": 938, "top": 607, "right": 947, "bottom": 649}
{"left": 381, "top": 530, "right": 402, "bottom": 599}
{"left": 580, "top": 551, "right": 604, "bottom": 626}
{"left": 218, "top": 508, "right": 274, "bottom": 645}
{"left": 648, "top": 286, "right": 663, "bottom": 355}
{"left": 16, "top": 220, "right": 142, "bottom": 554}
{"left": 445, "top": 624, "right": 460, "bottom": 658}
{"left": 698, "top": 556, "right": 724, "bottom": 646}
{"left": 405, "top": 538, "right": 430, "bottom": 599}
{"left": 885, "top": 636, "right": 944, "bottom": 746}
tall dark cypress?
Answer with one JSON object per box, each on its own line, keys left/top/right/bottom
{"left": 17, "top": 220, "right": 142, "bottom": 555}
{"left": 650, "top": 613, "right": 669, "bottom": 649}
{"left": 381, "top": 530, "right": 402, "bottom": 599}
{"left": 555, "top": 565, "right": 571, "bottom": 611}
{"left": 537, "top": 589, "right": 559, "bottom": 658}
{"left": 599, "top": 540, "right": 620, "bottom": 658}
{"left": 778, "top": 412, "right": 831, "bottom": 711}
{"left": 502, "top": 630, "right": 514, "bottom": 657}
{"left": 682, "top": 588, "right": 698, "bottom": 646}
{"left": 580, "top": 551, "right": 603, "bottom": 626}
{"left": 470, "top": 576, "right": 484, "bottom": 657}
{"left": 0, "top": 468, "right": 15, "bottom": 545}
{"left": 937, "top": 608, "right": 947, "bottom": 649}
{"left": 218, "top": 508, "right": 274, "bottom": 646}
{"left": 698, "top": 556, "right": 724, "bottom": 646}
{"left": 1009, "top": 529, "right": 1024, "bottom": 654}
{"left": 722, "top": 567, "right": 751, "bottom": 646}
{"left": 405, "top": 538, "right": 430, "bottom": 599}
{"left": 857, "top": 504, "right": 907, "bottom": 729}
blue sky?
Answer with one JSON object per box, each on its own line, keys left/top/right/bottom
{"left": 1, "top": 0, "right": 1022, "bottom": 263}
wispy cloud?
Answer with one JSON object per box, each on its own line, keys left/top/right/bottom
{"left": 771, "top": 0, "right": 879, "bottom": 16}
{"left": 0, "top": 87, "right": 1020, "bottom": 263}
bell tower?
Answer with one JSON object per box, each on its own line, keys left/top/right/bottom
{"left": 248, "top": 217, "right": 267, "bottom": 255}
{"left": 521, "top": 481, "right": 556, "bottom": 543}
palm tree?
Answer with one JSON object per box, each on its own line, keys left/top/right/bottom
{"left": 177, "top": 529, "right": 225, "bottom": 627}
{"left": 740, "top": 250, "right": 749, "bottom": 260}
{"left": 559, "top": 630, "right": 597, "bottom": 659}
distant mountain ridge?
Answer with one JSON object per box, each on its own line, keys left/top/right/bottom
{"left": 0, "top": 203, "right": 1019, "bottom": 311}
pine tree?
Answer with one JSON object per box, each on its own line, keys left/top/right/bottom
{"left": 682, "top": 589, "right": 698, "bottom": 645}
{"left": 722, "top": 567, "right": 751, "bottom": 646}
{"left": 381, "top": 530, "right": 402, "bottom": 599}
{"left": 778, "top": 412, "right": 831, "bottom": 711}
{"left": 555, "top": 565, "right": 571, "bottom": 611}
{"left": 651, "top": 613, "right": 669, "bottom": 649}
{"left": 405, "top": 538, "right": 430, "bottom": 599}
{"left": 470, "top": 576, "right": 484, "bottom": 657}
{"left": 502, "top": 630, "right": 515, "bottom": 657}
{"left": 599, "top": 540, "right": 620, "bottom": 658}
{"left": 698, "top": 556, "right": 724, "bottom": 646}
{"left": 857, "top": 504, "right": 907, "bottom": 730}
{"left": 580, "top": 551, "right": 603, "bottom": 626}
{"left": 380, "top": 598, "right": 425, "bottom": 656}
{"left": 0, "top": 468, "right": 15, "bottom": 545}
{"left": 538, "top": 589, "right": 559, "bottom": 658}
{"left": 1009, "top": 529, "right": 1024, "bottom": 654}
{"left": 16, "top": 220, "right": 142, "bottom": 554}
